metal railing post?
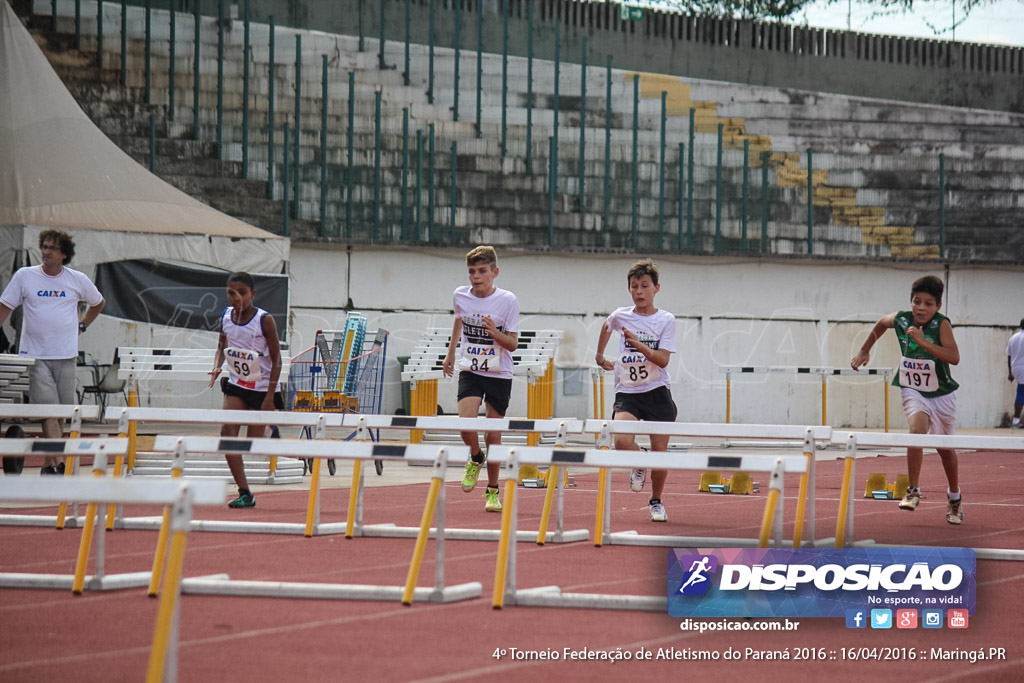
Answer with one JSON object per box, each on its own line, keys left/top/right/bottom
{"left": 320, "top": 54, "right": 328, "bottom": 236}
{"left": 807, "top": 148, "right": 814, "bottom": 255}
{"left": 267, "top": 16, "right": 275, "bottom": 198}
{"left": 715, "top": 123, "right": 723, "bottom": 253}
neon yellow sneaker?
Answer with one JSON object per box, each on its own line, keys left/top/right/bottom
{"left": 484, "top": 487, "right": 503, "bottom": 512}
{"left": 462, "top": 460, "right": 482, "bottom": 492}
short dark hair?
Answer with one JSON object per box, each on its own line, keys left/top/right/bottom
{"left": 627, "top": 259, "right": 659, "bottom": 286}
{"left": 39, "top": 229, "right": 75, "bottom": 265}
{"left": 910, "top": 275, "right": 943, "bottom": 304}
{"left": 226, "top": 272, "right": 256, "bottom": 290}
{"left": 1019, "top": 318, "right": 1024, "bottom": 330}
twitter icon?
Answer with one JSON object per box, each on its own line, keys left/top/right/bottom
{"left": 870, "top": 609, "right": 893, "bottom": 629}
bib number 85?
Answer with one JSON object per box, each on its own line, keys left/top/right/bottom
{"left": 627, "top": 365, "right": 649, "bottom": 382}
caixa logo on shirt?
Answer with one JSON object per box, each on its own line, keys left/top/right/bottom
{"left": 667, "top": 548, "right": 975, "bottom": 618}
{"left": 36, "top": 290, "right": 67, "bottom": 297}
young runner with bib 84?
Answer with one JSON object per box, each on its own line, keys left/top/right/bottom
{"left": 207, "top": 272, "right": 283, "bottom": 509}
{"left": 851, "top": 275, "right": 963, "bottom": 525}
{"left": 442, "top": 246, "right": 519, "bottom": 513}
{"left": 594, "top": 259, "right": 678, "bottom": 523}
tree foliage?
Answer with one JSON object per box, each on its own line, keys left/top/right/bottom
{"left": 643, "top": 0, "right": 1008, "bottom": 29}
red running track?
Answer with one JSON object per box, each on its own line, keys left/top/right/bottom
{"left": 1, "top": 450, "right": 1022, "bottom": 682}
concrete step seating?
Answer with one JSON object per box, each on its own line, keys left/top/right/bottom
{"left": 31, "top": 0, "right": 1023, "bottom": 260}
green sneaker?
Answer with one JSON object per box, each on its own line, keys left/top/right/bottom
{"left": 484, "top": 487, "right": 503, "bottom": 513}
{"left": 228, "top": 492, "right": 256, "bottom": 508}
{"left": 462, "top": 459, "right": 482, "bottom": 492}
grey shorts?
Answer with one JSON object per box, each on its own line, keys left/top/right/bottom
{"left": 29, "top": 358, "right": 77, "bottom": 405}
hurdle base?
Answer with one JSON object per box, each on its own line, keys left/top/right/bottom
{"left": 119, "top": 516, "right": 351, "bottom": 536}
{"left": 507, "top": 586, "right": 665, "bottom": 612}
{"left": 181, "top": 577, "right": 483, "bottom": 603}
{"left": 0, "top": 571, "right": 151, "bottom": 591}
{"left": 604, "top": 531, "right": 808, "bottom": 548}
{"left": 0, "top": 514, "right": 84, "bottom": 528}
{"left": 854, "top": 540, "right": 1024, "bottom": 562}
{"left": 357, "top": 523, "right": 589, "bottom": 544}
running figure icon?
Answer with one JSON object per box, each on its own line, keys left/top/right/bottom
{"left": 679, "top": 556, "right": 712, "bottom": 593}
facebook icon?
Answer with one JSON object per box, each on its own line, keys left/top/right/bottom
{"left": 845, "top": 609, "right": 867, "bottom": 629}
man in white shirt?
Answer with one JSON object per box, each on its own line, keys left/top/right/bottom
{"left": 1007, "top": 319, "right": 1024, "bottom": 428}
{"left": 0, "top": 230, "right": 105, "bottom": 473}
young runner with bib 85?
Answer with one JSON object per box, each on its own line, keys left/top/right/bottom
{"left": 851, "top": 275, "right": 963, "bottom": 525}
{"left": 594, "top": 259, "right": 678, "bottom": 523}
{"left": 207, "top": 272, "right": 283, "bottom": 509}
{"left": 442, "top": 246, "right": 520, "bottom": 513}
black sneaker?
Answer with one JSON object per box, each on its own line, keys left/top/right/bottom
{"left": 40, "top": 465, "right": 58, "bottom": 475}
{"left": 55, "top": 462, "right": 65, "bottom": 475}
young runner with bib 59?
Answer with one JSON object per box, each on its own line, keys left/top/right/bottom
{"left": 851, "top": 275, "right": 963, "bottom": 525}
{"left": 594, "top": 259, "right": 678, "bottom": 523}
{"left": 208, "top": 272, "right": 283, "bottom": 509}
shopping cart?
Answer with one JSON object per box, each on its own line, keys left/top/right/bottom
{"left": 287, "top": 327, "right": 388, "bottom": 475}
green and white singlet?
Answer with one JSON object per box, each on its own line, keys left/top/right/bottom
{"left": 891, "top": 310, "right": 959, "bottom": 398}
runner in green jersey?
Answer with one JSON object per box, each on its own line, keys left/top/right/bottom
{"left": 851, "top": 275, "right": 963, "bottom": 525}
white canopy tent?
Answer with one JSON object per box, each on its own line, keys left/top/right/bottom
{"left": 0, "top": 0, "right": 288, "bottom": 282}
{"left": 0, "top": 1, "right": 289, "bottom": 406}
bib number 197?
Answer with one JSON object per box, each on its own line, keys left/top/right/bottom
{"left": 899, "top": 357, "right": 938, "bottom": 393}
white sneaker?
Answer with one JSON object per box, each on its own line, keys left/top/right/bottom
{"left": 649, "top": 499, "right": 667, "bottom": 522}
{"left": 629, "top": 468, "right": 646, "bottom": 492}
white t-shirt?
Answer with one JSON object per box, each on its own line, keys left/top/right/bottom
{"left": 453, "top": 286, "right": 520, "bottom": 379}
{"left": 0, "top": 265, "right": 103, "bottom": 360}
{"left": 604, "top": 307, "right": 677, "bottom": 394}
{"left": 1007, "top": 330, "right": 1024, "bottom": 383}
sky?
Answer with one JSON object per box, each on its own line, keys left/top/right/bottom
{"left": 798, "top": 0, "right": 1024, "bottom": 47}
{"left": 627, "top": 1, "right": 1024, "bottom": 47}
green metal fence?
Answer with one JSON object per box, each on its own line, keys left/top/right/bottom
{"left": 50, "top": 0, "right": 1019, "bottom": 261}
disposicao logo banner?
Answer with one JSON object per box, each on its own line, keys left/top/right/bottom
{"left": 667, "top": 548, "right": 975, "bottom": 618}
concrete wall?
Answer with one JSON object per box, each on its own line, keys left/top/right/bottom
{"left": 231, "top": 0, "right": 1024, "bottom": 114}
{"left": 286, "top": 247, "right": 1024, "bottom": 429}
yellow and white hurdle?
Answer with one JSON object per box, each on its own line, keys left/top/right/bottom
{"left": 153, "top": 436, "right": 483, "bottom": 605}
{"left": 486, "top": 444, "right": 806, "bottom": 611}
{"left": 831, "top": 430, "right": 1024, "bottom": 561}
{"left": 583, "top": 420, "right": 830, "bottom": 549}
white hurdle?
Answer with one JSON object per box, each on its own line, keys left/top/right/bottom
{"left": 831, "top": 430, "right": 1024, "bottom": 561}
{"left": 0, "top": 404, "right": 103, "bottom": 531}
{"left": 154, "top": 437, "right": 483, "bottom": 604}
{"left": 0, "top": 463, "right": 224, "bottom": 683}
{"left": 335, "top": 414, "right": 590, "bottom": 544}
{"left": 0, "top": 438, "right": 147, "bottom": 591}
{"left": 723, "top": 366, "right": 894, "bottom": 432}
{"left": 583, "top": 420, "right": 830, "bottom": 549}
{"left": 486, "top": 445, "right": 801, "bottom": 611}
{"left": 106, "top": 406, "right": 337, "bottom": 481}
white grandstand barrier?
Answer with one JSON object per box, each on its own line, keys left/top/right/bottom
{"left": 584, "top": 420, "right": 825, "bottom": 549}
{"left": 833, "top": 432, "right": 1024, "bottom": 561}
{"left": 174, "top": 443, "right": 483, "bottom": 605}
{"left": 0, "top": 354, "right": 33, "bottom": 403}
{"left": 487, "top": 446, "right": 795, "bottom": 611}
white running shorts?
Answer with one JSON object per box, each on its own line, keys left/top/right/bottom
{"left": 900, "top": 388, "right": 956, "bottom": 436}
